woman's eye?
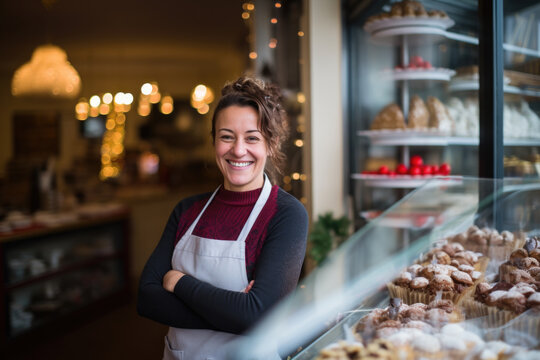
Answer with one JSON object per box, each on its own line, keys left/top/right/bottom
{"left": 220, "top": 135, "right": 234, "bottom": 141}
{"left": 246, "top": 136, "right": 260, "bottom": 143}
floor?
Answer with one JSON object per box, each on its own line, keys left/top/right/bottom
{"left": 4, "top": 291, "right": 168, "bottom": 360}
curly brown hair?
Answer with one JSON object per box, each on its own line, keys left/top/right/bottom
{"left": 211, "top": 76, "right": 289, "bottom": 184}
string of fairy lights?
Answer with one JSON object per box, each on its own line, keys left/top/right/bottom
{"left": 242, "top": 1, "right": 307, "bottom": 203}
{"left": 74, "top": 2, "right": 305, "bottom": 191}
{"left": 75, "top": 82, "right": 214, "bottom": 181}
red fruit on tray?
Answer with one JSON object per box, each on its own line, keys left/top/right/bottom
{"left": 414, "top": 215, "right": 429, "bottom": 227}
{"left": 424, "top": 61, "right": 433, "bottom": 69}
{"left": 410, "top": 155, "right": 423, "bottom": 167}
{"left": 396, "top": 163, "right": 408, "bottom": 175}
{"left": 378, "top": 165, "right": 389, "bottom": 175}
{"left": 430, "top": 165, "right": 439, "bottom": 174}
{"left": 438, "top": 163, "right": 451, "bottom": 176}
{"left": 388, "top": 171, "right": 397, "bottom": 177}
{"left": 409, "top": 166, "right": 422, "bottom": 176}
{"left": 407, "top": 63, "right": 417, "bottom": 69}
{"left": 421, "top": 165, "right": 433, "bottom": 175}
{"left": 411, "top": 55, "right": 423, "bottom": 66}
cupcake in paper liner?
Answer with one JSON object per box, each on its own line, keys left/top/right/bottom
{"left": 446, "top": 226, "right": 525, "bottom": 263}
{"left": 354, "top": 298, "right": 463, "bottom": 342}
{"left": 486, "top": 230, "right": 526, "bottom": 262}
{"left": 464, "top": 281, "right": 540, "bottom": 330}
{"left": 388, "top": 262, "right": 483, "bottom": 305}
{"left": 418, "top": 240, "right": 489, "bottom": 276}
{"left": 314, "top": 340, "right": 366, "bottom": 360}
{"left": 498, "top": 240, "right": 540, "bottom": 283}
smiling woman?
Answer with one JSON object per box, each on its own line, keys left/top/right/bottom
{"left": 137, "top": 76, "right": 308, "bottom": 360}
{"left": 214, "top": 105, "right": 268, "bottom": 191}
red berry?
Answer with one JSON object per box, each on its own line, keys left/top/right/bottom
{"left": 421, "top": 165, "right": 433, "bottom": 175}
{"left": 409, "top": 166, "right": 421, "bottom": 176}
{"left": 438, "top": 163, "right": 451, "bottom": 175}
{"left": 378, "top": 165, "right": 389, "bottom": 175}
{"left": 414, "top": 215, "right": 429, "bottom": 227}
{"left": 396, "top": 164, "right": 408, "bottom": 175}
{"left": 430, "top": 165, "right": 439, "bottom": 174}
{"left": 411, "top": 55, "right": 423, "bottom": 66}
{"left": 410, "top": 155, "right": 423, "bottom": 167}
{"left": 424, "top": 61, "right": 432, "bottom": 69}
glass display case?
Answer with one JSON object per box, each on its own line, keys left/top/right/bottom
{"left": 225, "top": 177, "right": 540, "bottom": 359}
{"left": 345, "top": 0, "right": 540, "bottom": 230}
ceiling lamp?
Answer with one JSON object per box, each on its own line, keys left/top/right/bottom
{"left": 12, "top": 44, "right": 81, "bottom": 99}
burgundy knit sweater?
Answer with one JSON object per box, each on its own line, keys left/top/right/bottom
{"left": 174, "top": 186, "right": 275, "bottom": 279}
{"left": 137, "top": 185, "right": 308, "bottom": 334}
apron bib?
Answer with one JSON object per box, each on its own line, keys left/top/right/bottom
{"left": 164, "top": 175, "right": 271, "bottom": 360}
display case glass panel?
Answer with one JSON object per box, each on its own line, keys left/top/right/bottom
{"left": 502, "top": 1, "right": 540, "bottom": 177}
{"left": 226, "top": 178, "right": 540, "bottom": 359}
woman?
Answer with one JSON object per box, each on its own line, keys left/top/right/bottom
{"left": 137, "top": 76, "right": 309, "bottom": 359}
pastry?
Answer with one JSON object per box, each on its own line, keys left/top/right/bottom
{"left": 370, "top": 104, "right": 406, "bottom": 130}
{"left": 427, "top": 96, "right": 453, "bottom": 133}
{"left": 407, "top": 96, "right": 429, "bottom": 129}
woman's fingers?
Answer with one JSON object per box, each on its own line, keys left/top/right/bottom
{"left": 244, "top": 280, "right": 255, "bottom": 293}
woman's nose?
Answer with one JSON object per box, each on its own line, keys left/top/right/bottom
{"left": 232, "top": 140, "right": 247, "bottom": 156}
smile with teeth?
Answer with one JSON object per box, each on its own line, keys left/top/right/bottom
{"left": 228, "top": 160, "right": 253, "bottom": 167}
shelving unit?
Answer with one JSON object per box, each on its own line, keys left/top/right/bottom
{"left": 354, "top": 14, "right": 540, "bottom": 194}
{"left": 0, "top": 212, "right": 131, "bottom": 350}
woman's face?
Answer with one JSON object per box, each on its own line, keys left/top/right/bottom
{"left": 214, "top": 105, "right": 268, "bottom": 191}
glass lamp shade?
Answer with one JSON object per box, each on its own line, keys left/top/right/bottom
{"left": 12, "top": 44, "right": 81, "bottom": 99}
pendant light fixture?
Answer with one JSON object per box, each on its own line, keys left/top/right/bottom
{"left": 11, "top": 44, "right": 81, "bottom": 99}
{"left": 11, "top": 0, "right": 81, "bottom": 99}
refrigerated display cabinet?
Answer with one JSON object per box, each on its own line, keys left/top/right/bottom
{"left": 225, "top": 177, "right": 540, "bottom": 359}
{"left": 346, "top": 0, "right": 540, "bottom": 230}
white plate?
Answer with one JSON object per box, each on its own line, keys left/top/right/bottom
{"left": 360, "top": 210, "right": 437, "bottom": 229}
{"left": 449, "top": 81, "right": 523, "bottom": 94}
{"left": 364, "top": 16, "right": 455, "bottom": 34}
{"left": 357, "top": 129, "right": 451, "bottom": 146}
{"left": 351, "top": 174, "right": 462, "bottom": 188}
{"left": 386, "top": 68, "right": 456, "bottom": 81}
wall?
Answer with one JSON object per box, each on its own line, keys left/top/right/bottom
{"left": 306, "top": 0, "right": 345, "bottom": 218}
{"left": 0, "top": 42, "right": 247, "bottom": 179}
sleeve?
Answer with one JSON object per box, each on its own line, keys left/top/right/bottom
{"left": 137, "top": 197, "right": 217, "bottom": 330}
{"left": 172, "top": 191, "right": 308, "bottom": 334}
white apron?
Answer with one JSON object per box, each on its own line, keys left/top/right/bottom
{"left": 164, "top": 175, "right": 271, "bottom": 360}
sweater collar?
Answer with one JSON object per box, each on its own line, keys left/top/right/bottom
{"left": 216, "top": 186, "right": 262, "bottom": 205}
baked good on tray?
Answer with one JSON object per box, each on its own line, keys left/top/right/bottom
{"left": 407, "top": 95, "right": 429, "bottom": 129}
{"left": 370, "top": 103, "right": 406, "bottom": 130}
{"left": 427, "top": 96, "right": 453, "bottom": 134}
{"left": 499, "top": 236, "right": 540, "bottom": 283}
{"left": 365, "top": 0, "right": 449, "bottom": 27}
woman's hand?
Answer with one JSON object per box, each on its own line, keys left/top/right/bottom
{"left": 163, "top": 270, "right": 185, "bottom": 293}
{"left": 243, "top": 280, "right": 254, "bottom": 293}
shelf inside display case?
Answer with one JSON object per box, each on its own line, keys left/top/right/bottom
{"left": 364, "top": 18, "right": 454, "bottom": 46}
{"left": 225, "top": 178, "right": 540, "bottom": 359}
{"left": 350, "top": 174, "right": 463, "bottom": 188}
{"left": 448, "top": 80, "right": 540, "bottom": 98}
{"left": 360, "top": 210, "right": 441, "bottom": 229}
{"left": 385, "top": 68, "right": 456, "bottom": 81}
{"left": 357, "top": 130, "right": 540, "bottom": 147}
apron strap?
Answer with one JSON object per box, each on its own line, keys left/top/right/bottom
{"left": 236, "top": 173, "right": 272, "bottom": 243}
{"left": 183, "top": 173, "right": 271, "bottom": 242}
{"left": 183, "top": 185, "right": 221, "bottom": 238}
